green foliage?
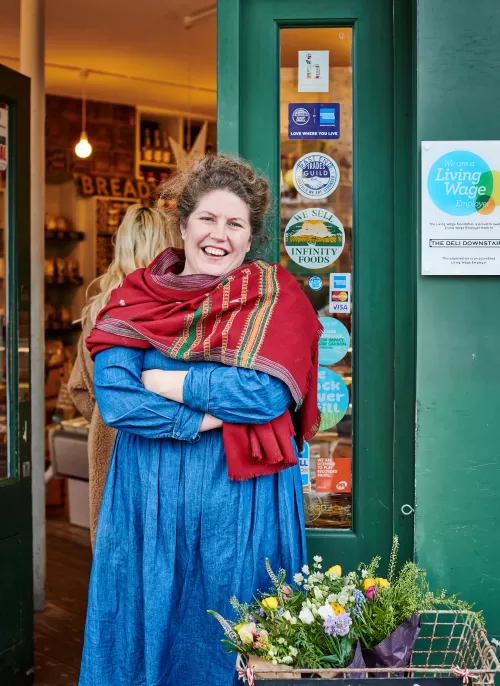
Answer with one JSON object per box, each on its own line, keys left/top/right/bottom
{"left": 209, "top": 538, "right": 483, "bottom": 670}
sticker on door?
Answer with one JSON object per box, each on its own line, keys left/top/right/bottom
{"left": 292, "top": 152, "right": 340, "bottom": 199}
{"left": 298, "top": 50, "right": 330, "bottom": 92}
{"left": 288, "top": 103, "right": 340, "bottom": 140}
{"left": 284, "top": 208, "right": 345, "bottom": 269}
{"left": 329, "top": 273, "right": 351, "bottom": 314}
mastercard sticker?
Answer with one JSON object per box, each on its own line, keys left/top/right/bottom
{"left": 329, "top": 273, "right": 351, "bottom": 313}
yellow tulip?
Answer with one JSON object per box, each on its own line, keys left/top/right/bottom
{"left": 327, "top": 565, "right": 342, "bottom": 578}
{"left": 376, "top": 577, "right": 390, "bottom": 589}
{"left": 363, "top": 577, "right": 377, "bottom": 591}
{"left": 330, "top": 602, "right": 345, "bottom": 616}
{"left": 234, "top": 623, "right": 243, "bottom": 632}
{"left": 262, "top": 596, "right": 279, "bottom": 610}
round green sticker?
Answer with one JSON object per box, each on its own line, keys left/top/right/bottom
{"left": 284, "top": 207, "right": 345, "bottom": 270}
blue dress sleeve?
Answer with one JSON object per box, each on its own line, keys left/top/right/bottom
{"left": 94, "top": 347, "right": 203, "bottom": 441}
{"left": 182, "top": 366, "right": 292, "bottom": 424}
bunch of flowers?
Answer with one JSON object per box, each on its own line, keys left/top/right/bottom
{"left": 209, "top": 537, "right": 480, "bottom": 671}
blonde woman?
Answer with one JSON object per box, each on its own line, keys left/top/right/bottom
{"left": 68, "top": 204, "right": 180, "bottom": 548}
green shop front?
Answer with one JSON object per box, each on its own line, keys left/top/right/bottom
{"left": 1, "top": 0, "right": 500, "bottom": 681}
{"left": 217, "top": 0, "right": 500, "bottom": 646}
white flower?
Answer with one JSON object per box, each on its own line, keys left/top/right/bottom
{"left": 361, "top": 569, "right": 368, "bottom": 579}
{"left": 272, "top": 660, "right": 278, "bottom": 665}
{"left": 282, "top": 656, "right": 293, "bottom": 665}
{"left": 278, "top": 637, "right": 286, "bottom": 645}
{"left": 303, "top": 583, "right": 311, "bottom": 591}
{"left": 327, "top": 593, "right": 338, "bottom": 603}
{"left": 293, "top": 573, "right": 304, "bottom": 584}
{"left": 283, "top": 610, "right": 293, "bottom": 622}
{"left": 313, "top": 587, "right": 325, "bottom": 601}
{"left": 313, "top": 555, "right": 323, "bottom": 563}
{"left": 299, "top": 607, "right": 315, "bottom": 625}
{"left": 318, "top": 604, "right": 335, "bottom": 620}
{"left": 290, "top": 647, "right": 298, "bottom": 657}
{"left": 338, "top": 592, "right": 349, "bottom": 606}
{"left": 302, "top": 565, "right": 310, "bottom": 575}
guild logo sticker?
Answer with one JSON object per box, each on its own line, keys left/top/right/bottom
{"left": 292, "top": 152, "right": 340, "bottom": 199}
{"left": 284, "top": 208, "right": 345, "bottom": 269}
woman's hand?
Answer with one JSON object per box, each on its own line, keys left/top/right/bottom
{"left": 200, "top": 414, "right": 223, "bottom": 432}
{"left": 142, "top": 369, "right": 187, "bottom": 403}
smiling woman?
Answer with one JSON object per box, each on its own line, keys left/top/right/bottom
{"left": 78, "top": 154, "right": 322, "bottom": 686}
{"left": 180, "top": 189, "right": 253, "bottom": 275}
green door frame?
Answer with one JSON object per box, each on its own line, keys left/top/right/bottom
{"left": 0, "top": 64, "right": 33, "bottom": 685}
{"left": 217, "top": 0, "right": 416, "bottom": 567}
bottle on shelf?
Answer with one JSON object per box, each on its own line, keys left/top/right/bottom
{"left": 142, "top": 128, "right": 153, "bottom": 162}
{"left": 153, "top": 129, "right": 163, "bottom": 163}
{"left": 162, "top": 131, "right": 171, "bottom": 164}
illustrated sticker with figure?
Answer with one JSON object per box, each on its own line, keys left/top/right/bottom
{"left": 298, "top": 50, "right": 330, "bottom": 93}
{"left": 292, "top": 152, "right": 340, "bottom": 199}
{"left": 284, "top": 207, "right": 345, "bottom": 270}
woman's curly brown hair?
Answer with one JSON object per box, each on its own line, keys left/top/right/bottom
{"left": 156, "top": 154, "right": 270, "bottom": 245}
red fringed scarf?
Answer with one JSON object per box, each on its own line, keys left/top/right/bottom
{"left": 86, "top": 249, "right": 322, "bottom": 480}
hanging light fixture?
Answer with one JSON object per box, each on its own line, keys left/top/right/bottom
{"left": 75, "top": 69, "right": 92, "bottom": 159}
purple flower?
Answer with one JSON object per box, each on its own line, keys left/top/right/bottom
{"left": 323, "top": 612, "right": 352, "bottom": 637}
{"left": 352, "top": 589, "right": 366, "bottom": 618}
{"left": 276, "top": 608, "right": 284, "bottom": 618}
{"left": 249, "top": 614, "right": 259, "bottom": 623}
{"left": 256, "top": 608, "right": 266, "bottom": 618}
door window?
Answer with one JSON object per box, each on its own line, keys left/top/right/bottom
{"left": 0, "top": 103, "right": 8, "bottom": 479}
{"left": 280, "top": 28, "right": 353, "bottom": 529}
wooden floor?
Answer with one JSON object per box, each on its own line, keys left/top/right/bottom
{"left": 34, "top": 519, "right": 92, "bottom": 685}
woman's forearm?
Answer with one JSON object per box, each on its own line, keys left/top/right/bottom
{"left": 141, "top": 369, "right": 188, "bottom": 403}
{"left": 142, "top": 369, "right": 222, "bottom": 431}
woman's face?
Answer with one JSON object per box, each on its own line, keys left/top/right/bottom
{"left": 180, "top": 189, "right": 252, "bottom": 277}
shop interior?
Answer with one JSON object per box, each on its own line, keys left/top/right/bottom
{"left": 1, "top": 5, "right": 353, "bottom": 683}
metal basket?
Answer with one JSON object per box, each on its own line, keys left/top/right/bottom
{"left": 236, "top": 611, "right": 500, "bottom": 683}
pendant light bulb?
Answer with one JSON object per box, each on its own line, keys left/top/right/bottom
{"left": 75, "top": 131, "right": 92, "bottom": 158}
{"left": 75, "top": 69, "right": 92, "bottom": 158}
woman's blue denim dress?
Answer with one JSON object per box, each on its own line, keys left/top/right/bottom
{"left": 78, "top": 346, "right": 307, "bottom": 686}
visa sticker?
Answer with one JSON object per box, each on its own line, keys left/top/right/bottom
{"left": 329, "top": 273, "right": 351, "bottom": 314}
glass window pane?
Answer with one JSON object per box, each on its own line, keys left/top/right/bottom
{"left": 0, "top": 103, "right": 8, "bottom": 479}
{"left": 280, "top": 28, "right": 353, "bottom": 529}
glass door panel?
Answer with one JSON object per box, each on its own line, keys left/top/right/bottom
{"left": 280, "top": 28, "right": 353, "bottom": 529}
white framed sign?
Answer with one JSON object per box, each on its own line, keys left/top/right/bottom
{"left": 422, "top": 140, "right": 500, "bottom": 276}
{"left": 298, "top": 50, "right": 329, "bottom": 93}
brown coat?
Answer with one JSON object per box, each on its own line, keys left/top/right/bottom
{"left": 68, "top": 318, "right": 116, "bottom": 549}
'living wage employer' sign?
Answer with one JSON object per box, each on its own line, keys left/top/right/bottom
{"left": 422, "top": 140, "right": 500, "bottom": 275}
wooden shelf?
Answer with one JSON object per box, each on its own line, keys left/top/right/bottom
{"left": 45, "top": 277, "right": 84, "bottom": 288}
{"left": 45, "top": 325, "right": 80, "bottom": 339}
{"left": 139, "top": 160, "right": 176, "bottom": 170}
{"left": 46, "top": 230, "right": 85, "bottom": 242}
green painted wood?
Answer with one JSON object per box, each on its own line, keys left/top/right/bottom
{"left": 218, "top": 0, "right": 414, "bottom": 571}
{"left": 415, "top": 0, "right": 500, "bottom": 641}
{"left": 0, "top": 63, "right": 33, "bottom": 684}
{"left": 392, "top": 0, "right": 417, "bottom": 564}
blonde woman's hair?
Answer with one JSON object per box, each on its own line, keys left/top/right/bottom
{"left": 81, "top": 204, "right": 181, "bottom": 328}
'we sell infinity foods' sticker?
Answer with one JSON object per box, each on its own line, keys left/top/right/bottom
{"left": 284, "top": 207, "right": 344, "bottom": 269}
{"left": 292, "top": 152, "right": 340, "bottom": 199}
